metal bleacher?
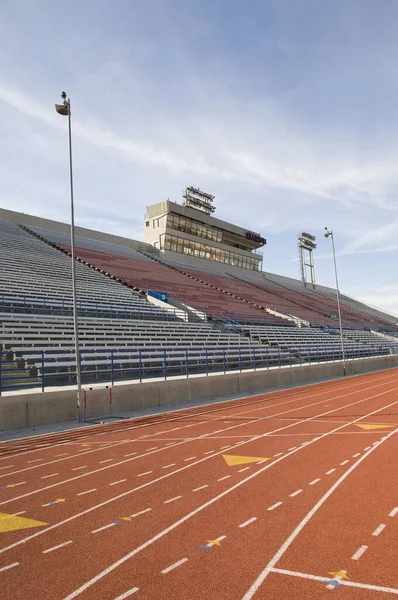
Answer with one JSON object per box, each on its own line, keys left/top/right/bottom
{"left": 236, "top": 325, "right": 396, "bottom": 363}
{"left": 0, "top": 220, "right": 288, "bottom": 391}
{"left": 1, "top": 219, "right": 397, "bottom": 393}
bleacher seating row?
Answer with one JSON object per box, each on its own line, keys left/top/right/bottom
{"left": 0, "top": 221, "right": 169, "bottom": 320}
{"left": 26, "top": 223, "right": 397, "bottom": 331}
{"left": 238, "top": 324, "right": 397, "bottom": 363}
{"left": 1, "top": 218, "right": 397, "bottom": 393}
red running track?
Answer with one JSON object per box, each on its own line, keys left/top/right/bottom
{"left": 1, "top": 368, "right": 398, "bottom": 599}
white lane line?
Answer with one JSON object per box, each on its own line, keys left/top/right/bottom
{"left": 99, "top": 459, "right": 113, "bottom": 464}
{"left": 58, "top": 380, "right": 398, "bottom": 600}
{"left": 43, "top": 540, "right": 73, "bottom": 554}
{"left": 271, "top": 568, "right": 398, "bottom": 595}
{"left": 372, "top": 524, "right": 386, "bottom": 537}
{"left": 289, "top": 489, "right": 303, "bottom": 498}
{"left": 9, "top": 482, "right": 25, "bottom": 487}
{"left": 353, "top": 453, "right": 360, "bottom": 457}
{"left": 71, "top": 466, "right": 87, "bottom": 471}
{"left": 132, "top": 508, "right": 151, "bottom": 518}
{"left": 288, "top": 446, "right": 297, "bottom": 451}
{"left": 274, "top": 452, "right": 283, "bottom": 457}
{"left": 0, "top": 562, "right": 19, "bottom": 573}
{"left": 92, "top": 523, "right": 115, "bottom": 534}
{"left": 267, "top": 502, "right": 283, "bottom": 511}
{"left": 309, "top": 478, "right": 320, "bottom": 485}
{"left": 55, "top": 453, "right": 69, "bottom": 457}
{"left": 113, "top": 587, "right": 139, "bottom": 599}
{"left": 340, "top": 460, "right": 349, "bottom": 465}
{"left": 184, "top": 457, "right": 196, "bottom": 462}
{"left": 240, "top": 415, "right": 398, "bottom": 600}
{"left": 28, "top": 459, "right": 44, "bottom": 464}
{"left": 389, "top": 507, "right": 398, "bottom": 517}
{"left": 6, "top": 378, "right": 396, "bottom": 573}
{"left": 0, "top": 465, "right": 15, "bottom": 470}
{"left": 12, "top": 511, "right": 26, "bottom": 516}
{"left": 221, "top": 445, "right": 231, "bottom": 449}
{"left": 41, "top": 473, "right": 59, "bottom": 479}
{"left": 0, "top": 375, "right": 384, "bottom": 499}
{"left": 351, "top": 545, "right": 368, "bottom": 561}
{"left": 162, "top": 464, "right": 176, "bottom": 469}
{"left": 77, "top": 489, "right": 97, "bottom": 496}
{"left": 146, "top": 447, "right": 158, "bottom": 451}
{"left": 193, "top": 485, "right": 208, "bottom": 492}
{"left": 364, "top": 446, "right": 371, "bottom": 450}
{"left": 0, "top": 371, "right": 391, "bottom": 476}
{"left": 204, "top": 450, "right": 214, "bottom": 455}
{"left": 109, "top": 480, "right": 127, "bottom": 486}
{"left": 161, "top": 558, "right": 188, "bottom": 574}
{"left": 123, "top": 452, "right": 137, "bottom": 458}
{"left": 325, "top": 469, "right": 336, "bottom": 475}
{"left": 218, "top": 475, "right": 231, "bottom": 482}
{"left": 137, "top": 471, "right": 152, "bottom": 477}
{"left": 164, "top": 496, "right": 182, "bottom": 504}
{"left": 239, "top": 517, "right": 257, "bottom": 528}
{"left": 238, "top": 467, "right": 250, "bottom": 473}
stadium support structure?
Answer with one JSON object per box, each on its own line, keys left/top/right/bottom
{"left": 298, "top": 232, "right": 317, "bottom": 289}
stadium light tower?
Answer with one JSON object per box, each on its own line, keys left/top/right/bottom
{"left": 55, "top": 92, "right": 84, "bottom": 422}
{"left": 324, "top": 227, "right": 346, "bottom": 376}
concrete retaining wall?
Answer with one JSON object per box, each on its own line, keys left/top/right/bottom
{"left": 1, "top": 354, "right": 398, "bottom": 432}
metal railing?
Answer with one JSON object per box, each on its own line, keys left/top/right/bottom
{"left": 1, "top": 343, "right": 396, "bottom": 395}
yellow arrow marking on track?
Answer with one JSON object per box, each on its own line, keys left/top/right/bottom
{"left": 355, "top": 424, "right": 394, "bottom": 431}
{"left": 222, "top": 455, "right": 271, "bottom": 466}
{"left": 0, "top": 513, "right": 48, "bottom": 533}
{"left": 329, "top": 571, "right": 349, "bottom": 580}
{"left": 207, "top": 539, "right": 222, "bottom": 546}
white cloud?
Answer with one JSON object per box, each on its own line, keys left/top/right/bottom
{"left": 343, "top": 218, "right": 398, "bottom": 254}
{"left": 1, "top": 0, "right": 398, "bottom": 321}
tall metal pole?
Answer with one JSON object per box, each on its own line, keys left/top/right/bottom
{"left": 67, "top": 100, "right": 84, "bottom": 420}
{"left": 326, "top": 229, "right": 346, "bottom": 376}
{"left": 56, "top": 93, "right": 84, "bottom": 421}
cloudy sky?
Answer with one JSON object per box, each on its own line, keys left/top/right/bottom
{"left": 1, "top": 0, "right": 397, "bottom": 317}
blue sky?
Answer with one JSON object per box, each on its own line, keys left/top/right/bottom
{"left": 0, "top": 0, "right": 397, "bottom": 316}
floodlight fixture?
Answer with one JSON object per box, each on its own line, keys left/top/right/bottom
{"left": 183, "top": 186, "right": 216, "bottom": 215}
{"left": 298, "top": 231, "right": 317, "bottom": 288}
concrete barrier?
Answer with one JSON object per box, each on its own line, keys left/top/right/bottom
{"left": 0, "top": 389, "right": 77, "bottom": 431}
{"left": 290, "top": 361, "right": 343, "bottom": 385}
{"left": 1, "top": 354, "right": 398, "bottom": 432}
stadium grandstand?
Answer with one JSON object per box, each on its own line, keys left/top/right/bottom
{"left": 1, "top": 188, "right": 397, "bottom": 409}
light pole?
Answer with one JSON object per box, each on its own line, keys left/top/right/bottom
{"left": 324, "top": 227, "right": 346, "bottom": 376}
{"left": 55, "top": 92, "right": 84, "bottom": 421}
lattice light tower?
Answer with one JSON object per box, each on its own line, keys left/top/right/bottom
{"left": 298, "top": 232, "right": 317, "bottom": 288}
{"left": 182, "top": 186, "right": 216, "bottom": 215}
